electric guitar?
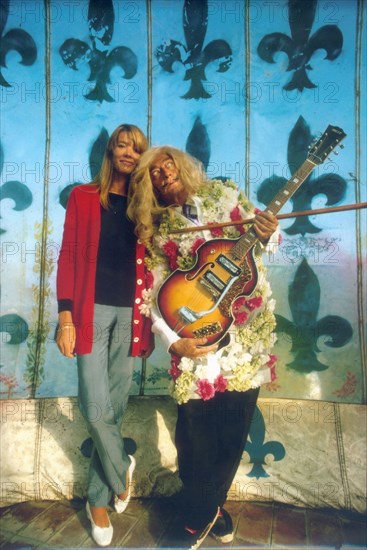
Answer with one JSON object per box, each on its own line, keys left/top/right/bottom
{"left": 157, "top": 125, "right": 347, "bottom": 346}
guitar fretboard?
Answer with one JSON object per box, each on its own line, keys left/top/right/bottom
{"left": 231, "top": 159, "right": 316, "bottom": 261}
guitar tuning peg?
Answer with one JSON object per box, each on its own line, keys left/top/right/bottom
{"left": 339, "top": 144, "right": 345, "bottom": 149}
{"left": 333, "top": 150, "right": 339, "bottom": 155}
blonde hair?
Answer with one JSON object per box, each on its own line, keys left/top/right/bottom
{"left": 93, "top": 124, "right": 148, "bottom": 209}
{"left": 127, "top": 146, "right": 205, "bottom": 245}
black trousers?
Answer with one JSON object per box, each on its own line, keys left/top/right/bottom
{"left": 175, "top": 388, "right": 259, "bottom": 529}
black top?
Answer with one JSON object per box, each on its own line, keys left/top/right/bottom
{"left": 94, "top": 193, "right": 136, "bottom": 307}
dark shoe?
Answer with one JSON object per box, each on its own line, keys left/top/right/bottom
{"left": 179, "top": 507, "right": 220, "bottom": 549}
{"left": 209, "top": 508, "right": 234, "bottom": 543}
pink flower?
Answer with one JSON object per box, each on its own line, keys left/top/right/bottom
{"left": 266, "top": 354, "right": 277, "bottom": 381}
{"left": 208, "top": 222, "right": 224, "bottom": 237}
{"left": 233, "top": 296, "right": 249, "bottom": 326}
{"left": 233, "top": 297, "right": 247, "bottom": 312}
{"left": 214, "top": 375, "right": 228, "bottom": 393}
{"left": 230, "top": 205, "right": 242, "bottom": 220}
{"left": 245, "top": 296, "right": 263, "bottom": 311}
{"left": 266, "top": 354, "right": 277, "bottom": 367}
{"left": 169, "top": 355, "right": 182, "bottom": 381}
{"left": 196, "top": 379, "right": 215, "bottom": 400}
{"left": 191, "top": 238, "right": 205, "bottom": 255}
{"left": 163, "top": 240, "right": 179, "bottom": 270}
{"left": 145, "top": 270, "right": 154, "bottom": 289}
{"left": 234, "top": 311, "right": 249, "bottom": 326}
{"left": 230, "top": 205, "right": 245, "bottom": 234}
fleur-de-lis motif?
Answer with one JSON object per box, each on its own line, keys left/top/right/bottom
{"left": 276, "top": 258, "right": 353, "bottom": 373}
{"left": 245, "top": 406, "right": 286, "bottom": 478}
{"left": 59, "top": 0, "right": 137, "bottom": 103}
{"left": 0, "top": 142, "right": 33, "bottom": 234}
{"left": 0, "top": 0, "right": 37, "bottom": 87}
{"left": 59, "top": 128, "right": 109, "bottom": 208}
{"left": 185, "top": 116, "right": 211, "bottom": 169}
{"left": 257, "top": 0, "right": 343, "bottom": 91}
{"left": 156, "top": 0, "right": 232, "bottom": 99}
{"left": 257, "top": 116, "right": 347, "bottom": 236}
{"left": 0, "top": 313, "right": 29, "bottom": 345}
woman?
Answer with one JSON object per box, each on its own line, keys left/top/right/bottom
{"left": 56, "top": 124, "right": 151, "bottom": 546}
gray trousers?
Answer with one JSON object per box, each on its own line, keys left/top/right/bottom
{"left": 77, "top": 304, "right": 134, "bottom": 507}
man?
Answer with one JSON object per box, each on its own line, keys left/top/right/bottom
{"left": 128, "top": 146, "right": 279, "bottom": 549}
{"left": 57, "top": 124, "right": 151, "bottom": 547}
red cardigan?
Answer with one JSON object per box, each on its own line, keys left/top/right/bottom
{"left": 57, "top": 184, "right": 151, "bottom": 356}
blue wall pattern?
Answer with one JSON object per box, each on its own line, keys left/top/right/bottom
{"left": 0, "top": 0, "right": 366, "bottom": 404}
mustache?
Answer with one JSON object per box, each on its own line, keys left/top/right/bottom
{"left": 161, "top": 176, "right": 179, "bottom": 188}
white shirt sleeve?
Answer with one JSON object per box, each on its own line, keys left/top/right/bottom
{"left": 151, "top": 308, "right": 181, "bottom": 352}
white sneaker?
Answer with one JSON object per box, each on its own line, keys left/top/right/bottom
{"left": 86, "top": 501, "right": 113, "bottom": 547}
{"left": 114, "top": 455, "right": 136, "bottom": 513}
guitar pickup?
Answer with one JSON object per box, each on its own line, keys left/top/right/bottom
{"left": 216, "top": 254, "right": 242, "bottom": 276}
{"left": 201, "top": 270, "right": 226, "bottom": 296}
{"left": 199, "top": 278, "right": 220, "bottom": 298}
{"left": 193, "top": 322, "right": 222, "bottom": 338}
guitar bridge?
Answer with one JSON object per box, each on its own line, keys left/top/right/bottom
{"left": 193, "top": 322, "right": 222, "bottom": 338}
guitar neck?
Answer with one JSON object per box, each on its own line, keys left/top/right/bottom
{"left": 232, "top": 158, "right": 316, "bottom": 260}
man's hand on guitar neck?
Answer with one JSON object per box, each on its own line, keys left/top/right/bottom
{"left": 169, "top": 337, "right": 218, "bottom": 358}
{"left": 253, "top": 210, "right": 279, "bottom": 244}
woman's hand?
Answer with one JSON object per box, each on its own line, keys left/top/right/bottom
{"left": 169, "top": 337, "right": 218, "bottom": 359}
{"left": 56, "top": 311, "right": 76, "bottom": 358}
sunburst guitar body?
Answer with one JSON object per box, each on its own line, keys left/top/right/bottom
{"left": 157, "top": 238, "right": 258, "bottom": 346}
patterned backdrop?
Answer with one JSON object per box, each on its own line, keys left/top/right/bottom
{"left": 0, "top": 0, "right": 366, "bottom": 405}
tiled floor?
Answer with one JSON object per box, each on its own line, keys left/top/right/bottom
{"left": 0, "top": 497, "right": 366, "bottom": 549}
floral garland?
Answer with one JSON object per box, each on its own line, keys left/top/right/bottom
{"left": 141, "top": 179, "right": 277, "bottom": 404}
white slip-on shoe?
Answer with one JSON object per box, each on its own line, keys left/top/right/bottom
{"left": 114, "top": 455, "right": 136, "bottom": 513}
{"left": 86, "top": 501, "right": 113, "bottom": 547}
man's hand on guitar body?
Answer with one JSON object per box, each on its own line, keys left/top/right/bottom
{"left": 169, "top": 337, "right": 218, "bottom": 358}
{"left": 253, "top": 211, "right": 279, "bottom": 243}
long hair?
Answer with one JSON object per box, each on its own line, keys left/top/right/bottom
{"left": 127, "top": 146, "right": 205, "bottom": 245}
{"left": 93, "top": 124, "right": 148, "bottom": 209}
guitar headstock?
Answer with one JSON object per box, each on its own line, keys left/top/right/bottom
{"left": 308, "top": 125, "right": 347, "bottom": 165}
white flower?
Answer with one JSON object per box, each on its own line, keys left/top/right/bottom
{"left": 178, "top": 235, "right": 196, "bottom": 257}
{"left": 139, "top": 303, "right": 151, "bottom": 317}
{"left": 194, "top": 363, "right": 211, "bottom": 380}
{"left": 139, "top": 289, "right": 153, "bottom": 316}
{"left": 192, "top": 355, "right": 221, "bottom": 382}
{"left": 155, "top": 235, "right": 168, "bottom": 247}
{"left": 250, "top": 340, "right": 265, "bottom": 355}
{"left": 142, "top": 288, "right": 152, "bottom": 301}
{"left": 150, "top": 267, "right": 165, "bottom": 299}
{"left": 179, "top": 357, "right": 194, "bottom": 372}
